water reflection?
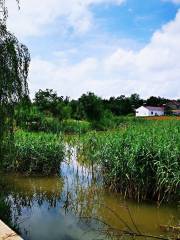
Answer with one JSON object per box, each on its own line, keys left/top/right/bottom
{"left": 0, "top": 146, "right": 179, "bottom": 240}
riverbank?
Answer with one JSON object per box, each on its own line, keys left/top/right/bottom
{"left": 0, "top": 220, "right": 23, "bottom": 240}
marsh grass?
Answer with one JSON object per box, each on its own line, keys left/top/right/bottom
{"left": 23, "top": 116, "right": 92, "bottom": 134}
{"left": 80, "top": 120, "right": 180, "bottom": 202}
{"left": 13, "top": 130, "right": 64, "bottom": 175}
{"left": 61, "top": 120, "right": 92, "bottom": 134}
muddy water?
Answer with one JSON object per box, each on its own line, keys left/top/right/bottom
{"left": 0, "top": 147, "right": 179, "bottom": 240}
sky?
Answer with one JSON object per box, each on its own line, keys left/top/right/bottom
{"left": 6, "top": 0, "right": 180, "bottom": 99}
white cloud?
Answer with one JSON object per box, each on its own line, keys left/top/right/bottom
{"left": 29, "top": 10, "right": 180, "bottom": 99}
{"left": 162, "top": 0, "right": 180, "bottom": 4}
{"left": 6, "top": 0, "right": 125, "bottom": 37}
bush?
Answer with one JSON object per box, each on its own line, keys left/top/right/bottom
{"left": 15, "top": 106, "right": 45, "bottom": 131}
{"left": 13, "top": 131, "right": 64, "bottom": 175}
{"left": 18, "top": 112, "right": 92, "bottom": 134}
{"left": 92, "top": 110, "right": 116, "bottom": 131}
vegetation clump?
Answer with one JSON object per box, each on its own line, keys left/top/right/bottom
{"left": 12, "top": 131, "right": 64, "bottom": 175}
{"left": 0, "top": 0, "right": 30, "bottom": 168}
{"left": 81, "top": 121, "right": 180, "bottom": 202}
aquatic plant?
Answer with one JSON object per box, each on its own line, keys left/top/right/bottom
{"left": 17, "top": 113, "right": 92, "bottom": 134}
{"left": 61, "top": 120, "right": 92, "bottom": 134}
{"left": 13, "top": 130, "right": 64, "bottom": 175}
{"left": 80, "top": 120, "right": 180, "bottom": 202}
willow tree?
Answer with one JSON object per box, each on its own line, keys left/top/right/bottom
{"left": 0, "top": 0, "right": 30, "bottom": 168}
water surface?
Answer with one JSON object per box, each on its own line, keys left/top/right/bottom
{"left": 0, "top": 147, "right": 179, "bottom": 240}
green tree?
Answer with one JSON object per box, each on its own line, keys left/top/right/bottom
{"left": 78, "top": 92, "right": 104, "bottom": 121}
{"left": 106, "top": 95, "right": 132, "bottom": 116}
{"left": 15, "top": 95, "right": 32, "bottom": 127}
{"left": 146, "top": 96, "right": 169, "bottom": 106}
{"left": 129, "top": 93, "right": 143, "bottom": 109}
{"left": 34, "top": 89, "right": 72, "bottom": 120}
{"left": 70, "top": 100, "right": 86, "bottom": 120}
{"left": 34, "top": 89, "right": 60, "bottom": 113}
{"left": 0, "top": 0, "right": 30, "bottom": 167}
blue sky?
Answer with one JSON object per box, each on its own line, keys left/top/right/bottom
{"left": 92, "top": 0, "right": 178, "bottom": 41}
{"left": 25, "top": 0, "right": 178, "bottom": 58}
{"left": 6, "top": 0, "right": 180, "bottom": 99}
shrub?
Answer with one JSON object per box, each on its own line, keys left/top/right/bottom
{"left": 92, "top": 110, "right": 116, "bottom": 131}
{"left": 18, "top": 113, "right": 92, "bottom": 135}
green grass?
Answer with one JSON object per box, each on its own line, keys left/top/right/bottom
{"left": 24, "top": 116, "right": 92, "bottom": 134}
{"left": 80, "top": 120, "right": 180, "bottom": 202}
{"left": 13, "top": 130, "right": 64, "bottom": 175}
{"left": 61, "top": 119, "right": 92, "bottom": 134}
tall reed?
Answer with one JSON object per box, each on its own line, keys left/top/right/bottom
{"left": 80, "top": 121, "right": 180, "bottom": 202}
{"left": 14, "top": 130, "right": 64, "bottom": 175}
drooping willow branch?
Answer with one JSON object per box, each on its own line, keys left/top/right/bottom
{"left": 0, "top": 0, "right": 20, "bottom": 23}
{"left": 0, "top": 22, "right": 30, "bottom": 164}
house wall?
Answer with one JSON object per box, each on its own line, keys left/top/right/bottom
{"left": 136, "top": 107, "right": 164, "bottom": 117}
{"left": 136, "top": 107, "right": 149, "bottom": 117}
{"left": 149, "top": 110, "right": 164, "bottom": 116}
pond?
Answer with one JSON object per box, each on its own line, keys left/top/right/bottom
{"left": 0, "top": 146, "right": 179, "bottom": 240}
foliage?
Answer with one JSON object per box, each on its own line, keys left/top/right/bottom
{"left": 93, "top": 115, "right": 146, "bottom": 131}
{"left": 92, "top": 110, "right": 116, "bottom": 130}
{"left": 103, "top": 95, "right": 133, "bottom": 116}
{"left": 80, "top": 120, "right": 180, "bottom": 202}
{"left": 0, "top": 0, "right": 20, "bottom": 24}
{"left": 16, "top": 107, "right": 92, "bottom": 134}
{"left": 15, "top": 105, "right": 45, "bottom": 131}
{"left": 0, "top": 16, "right": 30, "bottom": 165}
{"left": 34, "top": 89, "right": 71, "bottom": 120}
{"left": 32, "top": 118, "right": 92, "bottom": 134}
{"left": 12, "top": 130, "right": 64, "bottom": 175}
{"left": 29, "top": 89, "right": 180, "bottom": 128}
{"left": 146, "top": 96, "right": 169, "bottom": 107}
{"left": 34, "top": 89, "right": 60, "bottom": 112}
{"left": 113, "top": 115, "right": 145, "bottom": 125}
{"left": 61, "top": 119, "right": 92, "bottom": 134}
{"left": 70, "top": 100, "right": 86, "bottom": 120}
{"left": 78, "top": 92, "right": 104, "bottom": 121}
{"left": 129, "top": 93, "right": 144, "bottom": 109}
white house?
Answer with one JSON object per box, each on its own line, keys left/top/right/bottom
{"left": 136, "top": 106, "right": 164, "bottom": 117}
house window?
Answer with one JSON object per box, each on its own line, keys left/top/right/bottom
{"left": 151, "top": 112, "right": 153, "bottom": 115}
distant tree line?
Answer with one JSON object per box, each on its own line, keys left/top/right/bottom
{"left": 15, "top": 89, "right": 180, "bottom": 124}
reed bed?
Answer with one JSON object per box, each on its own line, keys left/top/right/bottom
{"left": 14, "top": 130, "right": 64, "bottom": 175}
{"left": 23, "top": 116, "right": 92, "bottom": 134}
{"left": 80, "top": 120, "right": 180, "bottom": 202}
